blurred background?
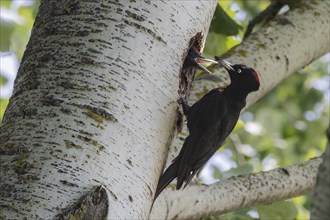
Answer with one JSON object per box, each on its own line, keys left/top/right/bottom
{"left": 0, "top": 0, "right": 329, "bottom": 219}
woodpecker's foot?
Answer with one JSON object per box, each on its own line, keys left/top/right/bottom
{"left": 178, "top": 98, "right": 190, "bottom": 115}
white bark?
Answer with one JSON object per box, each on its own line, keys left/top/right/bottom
{"left": 311, "top": 128, "right": 330, "bottom": 219}
{"left": 151, "top": 157, "right": 323, "bottom": 219}
{"left": 0, "top": 0, "right": 216, "bottom": 219}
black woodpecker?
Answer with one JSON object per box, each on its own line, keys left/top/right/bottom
{"left": 154, "top": 57, "right": 260, "bottom": 200}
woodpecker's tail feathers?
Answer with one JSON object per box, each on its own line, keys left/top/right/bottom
{"left": 154, "top": 160, "right": 179, "bottom": 201}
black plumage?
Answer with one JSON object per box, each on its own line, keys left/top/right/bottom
{"left": 154, "top": 58, "right": 260, "bottom": 200}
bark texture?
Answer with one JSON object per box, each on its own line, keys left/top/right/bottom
{"left": 151, "top": 157, "right": 323, "bottom": 219}
{"left": 311, "top": 127, "right": 330, "bottom": 219}
{"left": 0, "top": 0, "right": 216, "bottom": 219}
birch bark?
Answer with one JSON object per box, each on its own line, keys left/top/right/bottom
{"left": 0, "top": 0, "right": 216, "bottom": 219}
{"left": 311, "top": 127, "right": 330, "bottom": 219}
{"left": 151, "top": 157, "right": 323, "bottom": 219}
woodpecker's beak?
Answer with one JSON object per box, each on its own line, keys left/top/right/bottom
{"left": 216, "top": 58, "right": 235, "bottom": 72}
{"left": 194, "top": 57, "right": 218, "bottom": 75}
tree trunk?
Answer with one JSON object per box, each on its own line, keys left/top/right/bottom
{"left": 0, "top": 0, "right": 329, "bottom": 219}
{"left": 0, "top": 0, "right": 216, "bottom": 219}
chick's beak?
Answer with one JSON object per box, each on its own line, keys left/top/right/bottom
{"left": 194, "top": 57, "right": 218, "bottom": 75}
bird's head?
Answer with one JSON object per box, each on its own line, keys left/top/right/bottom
{"left": 216, "top": 57, "right": 260, "bottom": 93}
{"left": 183, "top": 47, "right": 218, "bottom": 74}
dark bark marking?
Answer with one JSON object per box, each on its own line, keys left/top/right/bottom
{"left": 284, "top": 55, "right": 289, "bottom": 72}
{"left": 108, "top": 189, "right": 118, "bottom": 201}
{"left": 84, "top": 105, "right": 118, "bottom": 123}
{"left": 281, "top": 168, "right": 290, "bottom": 176}
{"left": 123, "top": 19, "right": 165, "bottom": 43}
{"left": 55, "top": 185, "right": 109, "bottom": 220}
{"left": 22, "top": 108, "right": 38, "bottom": 118}
{"left": 127, "top": 159, "right": 133, "bottom": 167}
{"left": 64, "top": 140, "right": 82, "bottom": 150}
{"left": 41, "top": 95, "right": 63, "bottom": 106}
{"left": 60, "top": 107, "right": 72, "bottom": 114}
{"left": 276, "top": 17, "right": 295, "bottom": 27}
{"left": 125, "top": 10, "right": 145, "bottom": 22}
{"left": 60, "top": 180, "right": 79, "bottom": 187}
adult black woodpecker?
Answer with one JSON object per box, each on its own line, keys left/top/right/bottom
{"left": 183, "top": 46, "right": 218, "bottom": 74}
{"left": 154, "top": 57, "right": 260, "bottom": 200}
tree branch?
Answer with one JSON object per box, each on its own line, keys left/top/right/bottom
{"left": 164, "top": 0, "right": 330, "bottom": 170}
{"left": 243, "top": 0, "right": 286, "bottom": 40}
{"left": 311, "top": 127, "right": 330, "bottom": 219}
{"left": 151, "top": 157, "right": 322, "bottom": 219}
{"left": 155, "top": 0, "right": 329, "bottom": 217}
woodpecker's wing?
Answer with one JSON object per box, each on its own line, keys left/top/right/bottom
{"left": 185, "top": 89, "right": 225, "bottom": 131}
{"left": 176, "top": 89, "right": 230, "bottom": 188}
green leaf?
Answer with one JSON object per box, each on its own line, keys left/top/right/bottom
{"left": 220, "top": 164, "right": 253, "bottom": 179}
{"left": 0, "top": 20, "right": 14, "bottom": 51}
{"left": 209, "top": 4, "right": 242, "bottom": 36}
{"left": 211, "top": 207, "right": 256, "bottom": 220}
{"left": 257, "top": 201, "right": 298, "bottom": 220}
{"left": 0, "top": 99, "right": 9, "bottom": 122}
{"left": 0, "top": 0, "right": 12, "bottom": 8}
{"left": 204, "top": 33, "right": 240, "bottom": 56}
{"left": 213, "top": 167, "right": 222, "bottom": 179}
{"left": 0, "top": 74, "right": 8, "bottom": 85}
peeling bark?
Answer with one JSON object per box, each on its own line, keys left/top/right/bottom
{"left": 55, "top": 185, "right": 109, "bottom": 220}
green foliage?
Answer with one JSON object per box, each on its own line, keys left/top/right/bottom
{"left": 214, "top": 163, "right": 253, "bottom": 180}
{"left": 0, "top": 1, "right": 12, "bottom": 9}
{"left": 205, "top": 207, "right": 256, "bottom": 220}
{"left": 0, "top": 75, "right": 8, "bottom": 85}
{"left": 0, "top": 20, "right": 14, "bottom": 51}
{"left": 209, "top": 4, "right": 242, "bottom": 36}
{"left": 257, "top": 201, "right": 298, "bottom": 220}
{"left": 0, "top": 99, "right": 9, "bottom": 121}
{"left": 11, "top": 2, "right": 40, "bottom": 59}
{"left": 0, "top": 0, "right": 40, "bottom": 122}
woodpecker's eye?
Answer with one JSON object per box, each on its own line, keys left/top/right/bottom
{"left": 237, "top": 69, "right": 242, "bottom": 73}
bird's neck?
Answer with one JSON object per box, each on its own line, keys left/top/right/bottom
{"left": 224, "top": 85, "right": 249, "bottom": 104}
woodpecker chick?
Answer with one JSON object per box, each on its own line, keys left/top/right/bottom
{"left": 183, "top": 46, "right": 218, "bottom": 74}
